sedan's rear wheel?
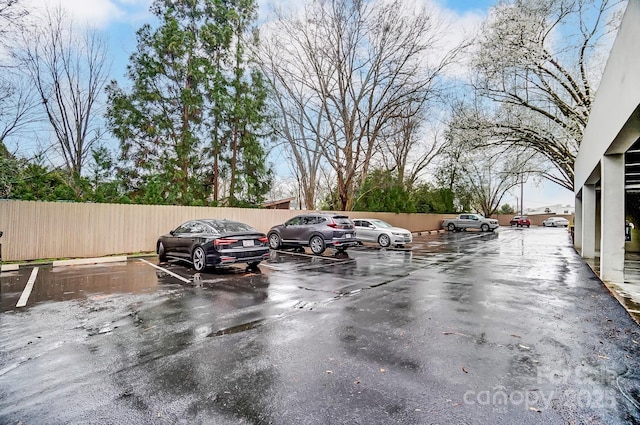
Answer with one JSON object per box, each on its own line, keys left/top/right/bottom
{"left": 378, "top": 233, "right": 391, "bottom": 248}
{"left": 157, "top": 241, "right": 167, "bottom": 262}
{"left": 192, "top": 246, "right": 206, "bottom": 272}
{"left": 447, "top": 223, "right": 456, "bottom": 231}
{"left": 309, "top": 235, "right": 325, "bottom": 255}
{"left": 268, "top": 232, "right": 281, "bottom": 249}
{"left": 481, "top": 223, "right": 489, "bottom": 232}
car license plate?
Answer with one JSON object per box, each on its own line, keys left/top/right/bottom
{"left": 345, "top": 234, "right": 352, "bottom": 238}
{"left": 243, "top": 240, "right": 254, "bottom": 247}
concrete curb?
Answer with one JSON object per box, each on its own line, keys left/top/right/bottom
{"left": 2, "top": 253, "right": 156, "bottom": 271}
{"left": 52, "top": 256, "right": 129, "bottom": 267}
{"left": 1, "top": 264, "right": 20, "bottom": 272}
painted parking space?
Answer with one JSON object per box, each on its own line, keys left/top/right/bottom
{"left": 0, "top": 260, "right": 176, "bottom": 312}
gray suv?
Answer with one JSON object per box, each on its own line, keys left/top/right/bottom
{"left": 267, "top": 213, "right": 358, "bottom": 255}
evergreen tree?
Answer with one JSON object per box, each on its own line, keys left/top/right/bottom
{"left": 106, "top": 0, "right": 272, "bottom": 206}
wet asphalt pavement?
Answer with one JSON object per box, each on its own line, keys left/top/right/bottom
{"left": 1, "top": 227, "right": 640, "bottom": 424}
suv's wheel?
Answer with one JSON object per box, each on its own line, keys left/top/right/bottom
{"left": 309, "top": 235, "right": 326, "bottom": 255}
{"left": 481, "top": 223, "right": 489, "bottom": 232}
{"left": 192, "top": 246, "right": 206, "bottom": 271}
{"left": 268, "top": 232, "right": 281, "bottom": 249}
{"left": 447, "top": 223, "right": 456, "bottom": 231}
{"left": 378, "top": 233, "right": 391, "bottom": 248}
{"left": 157, "top": 241, "right": 167, "bottom": 262}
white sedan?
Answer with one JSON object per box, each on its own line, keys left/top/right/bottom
{"left": 542, "top": 216, "right": 570, "bottom": 227}
{"left": 353, "top": 219, "right": 412, "bottom": 247}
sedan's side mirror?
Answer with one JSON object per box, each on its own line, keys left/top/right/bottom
{"left": 169, "top": 230, "right": 175, "bottom": 235}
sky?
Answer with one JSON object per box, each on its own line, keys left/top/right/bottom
{"left": 17, "top": 0, "right": 576, "bottom": 210}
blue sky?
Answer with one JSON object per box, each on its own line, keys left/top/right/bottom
{"left": 438, "top": 0, "right": 496, "bottom": 13}
{"left": 21, "top": 0, "right": 576, "bottom": 209}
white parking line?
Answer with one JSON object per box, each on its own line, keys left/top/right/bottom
{"left": 139, "top": 259, "right": 191, "bottom": 284}
{"left": 16, "top": 267, "right": 39, "bottom": 308}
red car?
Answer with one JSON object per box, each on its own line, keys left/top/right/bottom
{"left": 509, "top": 216, "right": 531, "bottom": 227}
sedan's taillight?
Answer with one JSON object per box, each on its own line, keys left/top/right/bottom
{"left": 215, "top": 238, "right": 238, "bottom": 247}
{"left": 258, "top": 237, "right": 268, "bottom": 243}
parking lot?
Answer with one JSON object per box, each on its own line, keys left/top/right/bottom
{"left": 1, "top": 227, "right": 640, "bottom": 424}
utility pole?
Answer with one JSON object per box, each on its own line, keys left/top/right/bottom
{"left": 520, "top": 175, "right": 524, "bottom": 215}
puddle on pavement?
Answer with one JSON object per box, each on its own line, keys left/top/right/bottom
{"left": 208, "top": 318, "right": 265, "bottom": 337}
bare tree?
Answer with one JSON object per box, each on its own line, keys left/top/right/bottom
{"left": 440, "top": 142, "right": 536, "bottom": 217}
{"left": 260, "top": 43, "right": 327, "bottom": 209}
{"left": 17, "top": 6, "right": 110, "bottom": 177}
{"left": 459, "top": 148, "right": 533, "bottom": 217}
{"left": 0, "top": 0, "right": 27, "bottom": 53}
{"left": 259, "top": 0, "right": 457, "bottom": 210}
{"left": 439, "top": 100, "right": 543, "bottom": 216}
{"left": 0, "top": 75, "right": 40, "bottom": 153}
{"left": 470, "top": 0, "right": 625, "bottom": 191}
{"left": 0, "top": 0, "right": 34, "bottom": 155}
{"left": 377, "top": 109, "right": 444, "bottom": 188}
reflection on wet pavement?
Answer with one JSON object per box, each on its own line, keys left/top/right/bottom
{"left": 1, "top": 227, "right": 640, "bottom": 424}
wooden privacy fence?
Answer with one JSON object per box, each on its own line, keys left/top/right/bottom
{"left": 0, "top": 200, "right": 454, "bottom": 261}
{"left": 0, "top": 200, "right": 573, "bottom": 262}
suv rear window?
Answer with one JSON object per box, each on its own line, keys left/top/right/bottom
{"left": 333, "top": 217, "right": 353, "bottom": 226}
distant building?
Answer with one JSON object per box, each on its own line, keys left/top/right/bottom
{"left": 262, "top": 197, "right": 295, "bottom": 209}
{"left": 525, "top": 204, "right": 575, "bottom": 215}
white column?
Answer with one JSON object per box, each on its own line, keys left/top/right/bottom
{"left": 581, "top": 184, "right": 597, "bottom": 259}
{"left": 600, "top": 154, "right": 625, "bottom": 283}
{"left": 574, "top": 194, "right": 582, "bottom": 250}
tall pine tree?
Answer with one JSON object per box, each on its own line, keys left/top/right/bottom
{"left": 106, "top": 0, "right": 272, "bottom": 206}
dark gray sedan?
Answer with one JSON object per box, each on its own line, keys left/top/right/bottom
{"left": 157, "top": 219, "right": 270, "bottom": 271}
{"left": 267, "top": 213, "right": 358, "bottom": 255}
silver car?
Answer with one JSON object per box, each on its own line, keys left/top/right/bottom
{"left": 353, "top": 219, "right": 412, "bottom": 247}
{"left": 542, "top": 216, "right": 570, "bottom": 227}
{"left": 267, "top": 213, "right": 358, "bottom": 255}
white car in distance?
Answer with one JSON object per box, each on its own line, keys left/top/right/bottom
{"left": 353, "top": 219, "right": 412, "bottom": 248}
{"left": 542, "top": 216, "right": 570, "bottom": 227}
